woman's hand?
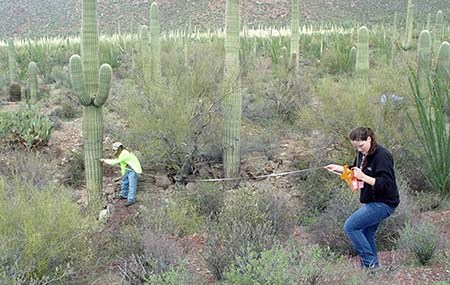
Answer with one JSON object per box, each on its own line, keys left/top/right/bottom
{"left": 324, "top": 164, "right": 343, "bottom": 174}
{"left": 352, "top": 167, "right": 376, "bottom": 186}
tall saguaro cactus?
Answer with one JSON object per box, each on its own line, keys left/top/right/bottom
{"left": 433, "top": 10, "right": 444, "bottom": 55}
{"left": 402, "top": 0, "right": 414, "bottom": 50}
{"left": 223, "top": 0, "right": 242, "bottom": 178}
{"left": 140, "top": 25, "right": 151, "bottom": 85}
{"left": 417, "top": 30, "right": 432, "bottom": 96}
{"left": 8, "top": 38, "right": 17, "bottom": 83}
{"left": 27, "top": 61, "right": 39, "bottom": 104}
{"left": 69, "top": 0, "right": 112, "bottom": 205}
{"left": 150, "top": 2, "right": 161, "bottom": 85}
{"left": 290, "top": 0, "right": 299, "bottom": 69}
{"left": 355, "top": 26, "right": 369, "bottom": 78}
{"left": 436, "top": 41, "right": 450, "bottom": 100}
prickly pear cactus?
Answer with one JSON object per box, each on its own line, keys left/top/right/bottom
{"left": 27, "top": 62, "right": 39, "bottom": 104}
{"left": 223, "top": 0, "right": 241, "bottom": 178}
{"left": 69, "top": 0, "right": 113, "bottom": 206}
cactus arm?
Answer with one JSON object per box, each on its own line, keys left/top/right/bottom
{"left": 69, "top": 54, "right": 91, "bottom": 106}
{"left": 94, "top": 64, "right": 112, "bottom": 107}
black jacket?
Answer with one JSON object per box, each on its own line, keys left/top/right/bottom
{"left": 352, "top": 145, "right": 400, "bottom": 208}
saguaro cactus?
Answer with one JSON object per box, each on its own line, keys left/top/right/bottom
{"left": 417, "top": 30, "right": 432, "bottom": 96}
{"left": 69, "top": 0, "right": 112, "bottom": 205}
{"left": 27, "top": 61, "right": 39, "bottom": 104}
{"left": 223, "top": 0, "right": 241, "bottom": 178}
{"left": 436, "top": 41, "right": 450, "bottom": 99}
{"left": 140, "top": 25, "right": 151, "bottom": 85}
{"left": 8, "top": 38, "right": 17, "bottom": 83}
{"left": 402, "top": 0, "right": 414, "bottom": 50}
{"left": 433, "top": 10, "right": 444, "bottom": 55}
{"left": 355, "top": 26, "right": 369, "bottom": 78}
{"left": 150, "top": 2, "right": 161, "bottom": 84}
{"left": 290, "top": 0, "right": 299, "bottom": 68}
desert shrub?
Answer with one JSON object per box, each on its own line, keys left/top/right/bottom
{"left": 0, "top": 150, "right": 55, "bottom": 189}
{"left": 224, "top": 246, "right": 291, "bottom": 284}
{"left": 185, "top": 183, "right": 225, "bottom": 220}
{"left": 0, "top": 178, "right": 91, "bottom": 283}
{"left": 1, "top": 103, "right": 53, "bottom": 149}
{"left": 146, "top": 193, "right": 204, "bottom": 237}
{"left": 125, "top": 41, "right": 223, "bottom": 171}
{"left": 293, "top": 172, "right": 340, "bottom": 225}
{"left": 118, "top": 230, "right": 192, "bottom": 284}
{"left": 398, "top": 221, "right": 438, "bottom": 265}
{"left": 205, "top": 188, "right": 286, "bottom": 280}
{"left": 63, "top": 150, "right": 85, "bottom": 188}
{"left": 310, "top": 185, "right": 360, "bottom": 255}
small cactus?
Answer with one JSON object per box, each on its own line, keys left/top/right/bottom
{"left": 140, "top": 25, "right": 151, "bottom": 85}
{"left": 27, "top": 62, "right": 39, "bottom": 105}
{"left": 402, "top": 0, "right": 414, "bottom": 50}
{"left": 436, "top": 41, "right": 450, "bottom": 99}
{"left": 417, "top": 30, "right": 432, "bottom": 96}
{"left": 150, "top": 2, "right": 161, "bottom": 84}
{"left": 9, "top": 81, "right": 21, "bottom": 102}
{"left": 290, "top": 0, "right": 299, "bottom": 69}
{"left": 433, "top": 11, "right": 444, "bottom": 55}
{"left": 349, "top": 46, "right": 357, "bottom": 74}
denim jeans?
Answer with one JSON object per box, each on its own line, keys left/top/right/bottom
{"left": 344, "top": 202, "right": 396, "bottom": 268}
{"left": 120, "top": 168, "right": 138, "bottom": 203}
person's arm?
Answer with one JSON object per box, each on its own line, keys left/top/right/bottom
{"left": 324, "top": 164, "right": 344, "bottom": 174}
{"left": 100, "top": 158, "right": 120, "bottom": 165}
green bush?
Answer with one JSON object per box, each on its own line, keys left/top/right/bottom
{"left": 398, "top": 221, "right": 438, "bottom": 265}
{"left": 146, "top": 194, "right": 204, "bottom": 237}
{"left": 0, "top": 178, "right": 91, "bottom": 283}
{"left": 185, "top": 183, "right": 225, "bottom": 220}
{"left": 1, "top": 103, "right": 53, "bottom": 149}
{"left": 205, "top": 188, "right": 288, "bottom": 280}
{"left": 145, "top": 262, "right": 193, "bottom": 285}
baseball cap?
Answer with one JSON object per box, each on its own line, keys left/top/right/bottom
{"left": 112, "top": 142, "right": 123, "bottom": 151}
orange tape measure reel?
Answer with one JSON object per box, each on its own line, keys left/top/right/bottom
{"left": 340, "top": 165, "right": 364, "bottom": 192}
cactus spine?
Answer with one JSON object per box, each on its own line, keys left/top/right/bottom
{"left": 402, "top": 0, "right": 414, "bottom": 50}
{"left": 417, "top": 30, "right": 432, "bottom": 96}
{"left": 290, "top": 0, "right": 299, "bottom": 68}
{"left": 27, "top": 62, "right": 39, "bottom": 104}
{"left": 150, "top": 2, "right": 161, "bottom": 84}
{"left": 355, "top": 26, "right": 369, "bottom": 77}
{"left": 223, "top": 0, "right": 241, "bottom": 178}
{"left": 8, "top": 38, "right": 17, "bottom": 83}
{"left": 69, "top": 0, "right": 112, "bottom": 205}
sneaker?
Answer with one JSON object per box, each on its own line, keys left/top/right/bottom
{"left": 124, "top": 201, "right": 135, "bottom": 207}
{"left": 117, "top": 195, "right": 127, "bottom": 200}
{"left": 367, "top": 264, "right": 383, "bottom": 276}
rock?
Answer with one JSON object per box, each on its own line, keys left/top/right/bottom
{"left": 155, "top": 175, "right": 172, "bottom": 189}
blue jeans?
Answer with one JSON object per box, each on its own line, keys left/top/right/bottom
{"left": 120, "top": 168, "right": 138, "bottom": 203}
{"left": 344, "top": 202, "right": 395, "bottom": 268}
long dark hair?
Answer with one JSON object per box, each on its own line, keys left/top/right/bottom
{"left": 349, "top": 127, "right": 377, "bottom": 156}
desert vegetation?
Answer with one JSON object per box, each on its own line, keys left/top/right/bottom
{"left": 0, "top": 0, "right": 449, "bottom": 284}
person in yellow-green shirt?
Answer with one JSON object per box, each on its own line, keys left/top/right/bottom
{"left": 100, "top": 142, "right": 142, "bottom": 206}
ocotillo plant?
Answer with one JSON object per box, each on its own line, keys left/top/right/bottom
{"left": 140, "top": 25, "right": 151, "bottom": 85}
{"left": 27, "top": 61, "right": 39, "bottom": 104}
{"left": 150, "top": 2, "right": 161, "bottom": 85}
{"left": 223, "top": 0, "right": 241, "bottom": 178}
{"left": 355, "top": 26, "right": 369, "bottom": 78}
{"left": 290, "top": 0, "right": 299, "bottom": 69}
{"left": 417, "top": 30, "right": 432, "bottom": 97}
{"left": 433, "top": 10, "right": 443, "bottom": 55}
{"left": 8, "top": 38, "right": 17, "bottom": 83}
{"left": 69, "top": 0, "right": 113, "bottom": 206}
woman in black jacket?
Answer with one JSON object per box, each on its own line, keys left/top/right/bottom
{"left": 325, "top": 127, "right": 400, "bottom": 270}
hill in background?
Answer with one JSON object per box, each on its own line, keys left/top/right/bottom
{"left": 0, "top": 0, "right": 449, "bottom": 38}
